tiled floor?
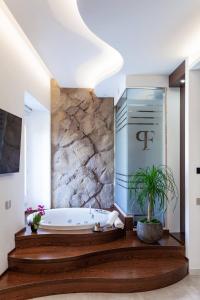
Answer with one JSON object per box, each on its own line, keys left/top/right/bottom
{"left": 33, "top": 275, "right": 200, "bottom": 300}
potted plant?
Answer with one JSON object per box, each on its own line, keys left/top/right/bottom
{"left": 129, "top": 165, "right": 178, "bottom": 244}
{"left": 26, "top": 205, "right": 45, "bottom": 233}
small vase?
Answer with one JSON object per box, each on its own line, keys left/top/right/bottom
{"left": 31, "top": 223, "right": 39, "bottom": 233}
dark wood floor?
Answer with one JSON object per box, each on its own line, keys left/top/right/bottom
{"left": 0, "top": 228, "right": 188, "bottom": 299}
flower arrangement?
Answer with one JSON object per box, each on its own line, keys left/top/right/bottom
{"left": 26, "top": 205, "right": 45, "bottom": 233}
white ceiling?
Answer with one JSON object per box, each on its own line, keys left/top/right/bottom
{"left": 4, "top": 0, "right": 200, "bottom": 96}
{"left": 4, "top": 0, "right": 123, "bottom": 92}
{"left": 78, "top": 0, "right": 200, "bottom": 74}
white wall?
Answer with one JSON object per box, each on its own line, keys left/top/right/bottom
{"left": 117, "top": 75, "right": 180, "bottom": 231}
{"left": 25, "top": 110, "right": 50, "bottom": 210}
{"left": 95, "top": 73, "right": 126, "bottom": 103}
{"left": 0, "top": 0, "right": 51, "bottom": 275}
{"left": 126, "top": 74, "right": 169, "bottom": 89}
{"left": 185, "top": 64, "right": 200, "bottom": 272}
{"left": 166, "top": 88, "right": 180, "bottom": 232}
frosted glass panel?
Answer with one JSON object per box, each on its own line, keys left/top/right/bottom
{"left": 115, "top": 88, "right": 165, "bottom": 218}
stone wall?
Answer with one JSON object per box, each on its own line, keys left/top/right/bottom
{"left": 51, "top": 81, "right": 114, "bottom": 209}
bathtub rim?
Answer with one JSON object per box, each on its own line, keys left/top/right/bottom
{"left": 27, "top": 207, "right": 111, "bottom": 231}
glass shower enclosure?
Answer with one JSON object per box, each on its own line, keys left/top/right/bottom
{"left": 115, "top": 87, "right": 166, "bottom": 222}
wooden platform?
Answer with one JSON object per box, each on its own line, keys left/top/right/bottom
{"left": 0, "top": 228, "right": 188, "bottom": 299}
{"left": 15, "top": 226, "right": 124, "bottom": 248}
{"left": 9, "top": 231, "right": 185, "bottom": 274}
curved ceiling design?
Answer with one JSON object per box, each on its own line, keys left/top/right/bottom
{"left": 78, "top": 0, "right": 200, "bottom": 75}
{"left": 4, "top": 0, "right": 123, "bottom": 89}
{"left": 47, "top": 0, "right": 123, "bottom": 88}
{"left": 4, "top": 0, "right": 200, "bottom": 97}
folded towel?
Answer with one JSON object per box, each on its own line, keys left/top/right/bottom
{"left": 114, "top": 217, "right": 124, "bottom": 229}
{"left": 106, "top": 210, "right": 119, "bottom": 227}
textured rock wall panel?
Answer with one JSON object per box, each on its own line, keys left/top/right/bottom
{"left": 51, "top": 84, "right": 114, "bottom": 209}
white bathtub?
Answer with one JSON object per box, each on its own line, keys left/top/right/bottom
{"left": 27, "top": 208, "right": 121, "bottom": 231}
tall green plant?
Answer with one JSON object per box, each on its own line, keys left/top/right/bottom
{"left": 129, "top": 165, "right": 178, "bottom": 223}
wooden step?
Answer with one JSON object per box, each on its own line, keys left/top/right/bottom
{"left": 15, "top": 226, "right": 124, "bottom": 248}
{"left": 9, "top": 232, "right": 185, "bottom": 274}
{"left": 0, "top": 256, "right": 188, "bottom": 299}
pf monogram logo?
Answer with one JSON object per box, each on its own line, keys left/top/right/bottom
{"left": 136, "top": 131, "right": 155, "bottom": 150}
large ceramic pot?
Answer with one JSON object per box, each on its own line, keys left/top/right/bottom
{"left": 137, "top": 221, "right": 163, "bottom": 244}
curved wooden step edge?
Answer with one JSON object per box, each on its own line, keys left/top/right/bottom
{"left": 0, "top": 260, "right": 188, "bottom": 299}
{"left": 15, "top": 227, "right": 125, "bottom": 248}
{"left": 8, "top": 247, "right": 186, "bottom": 274}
